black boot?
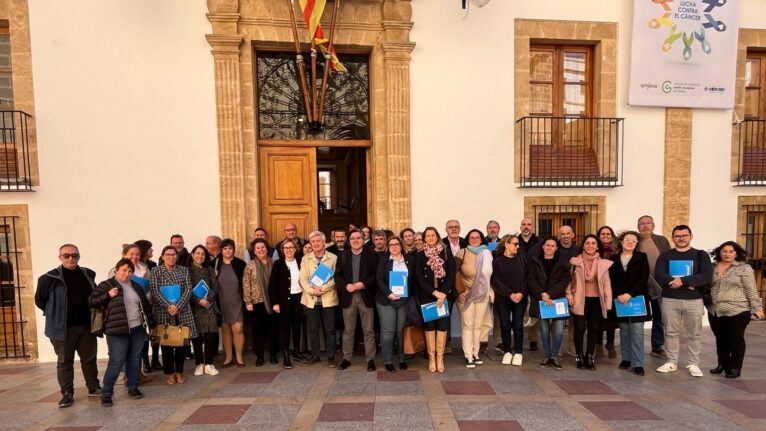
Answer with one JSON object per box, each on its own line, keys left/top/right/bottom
{"left": 586, "top": 354, "right": 596, "bottom": 371}
{"left": 151, "top": 346, "right": 163, "bottom": 371}
{"left": 710, "top": 365, "right": 725, "bottom": 374}
{"left": 283, "top": 351, "right": 293, "bottom": 369}
{"left": 725, "top": 368, "right": 741, "bottom": 378}
{"left": 576, "top": 354, "right": 586, "bottom": 370}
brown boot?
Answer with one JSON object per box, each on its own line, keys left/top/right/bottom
{"left": 436, "top": 331, "right": 447, "bottom": 373}
{"left": 425, "top": 331, "right": 436, "bottom": 372}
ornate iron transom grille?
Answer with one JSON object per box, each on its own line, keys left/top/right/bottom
{"left": 256, "top": 51, "right": 369, "bottom": 140}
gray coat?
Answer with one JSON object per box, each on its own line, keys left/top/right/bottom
{"left": 149, "top": 264, "right": 198, "bottom": 339}
{"left": 188, "top": 265, "right": 221, "bottom": 334}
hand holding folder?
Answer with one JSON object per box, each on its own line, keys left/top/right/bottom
{"left": 310, "top": 262, "right": 334, "bottom": 287}
{"left": 389, "top": 271, "right": 408, "bottom": 298}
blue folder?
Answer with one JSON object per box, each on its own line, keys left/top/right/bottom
{"left": 131, "top": 274, "right": 149, "bottom": 290}
{"left": 421, "top": 299, "right": 450, "bottom": 322}
{"left": 539, "top": 298, "right": 570, "bottom": 319}
{"left": 669, "top": 260, "right": 694, "bottom": 277}
{"left": 487, "top": 241, "right": 498, "bottom": 252}
{"left": 310, "top": 262, "right": 334, "bottom": 286}
{"left": 192, "top": 280, "right": 210, "bottom": 299}
{"left": 159, "top": 284, "right": 181, "bottom": 304}
{"left": 389, "top": 271, "right": 408, "bottom": 298}
{"left": 614, "top": 295, "right": 647, "bottom": 317}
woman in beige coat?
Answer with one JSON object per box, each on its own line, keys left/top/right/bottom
{"left": 567, "top": 234, "right": 612, "bottom": 371}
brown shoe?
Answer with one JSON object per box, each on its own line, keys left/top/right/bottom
{"left": 425, "top": 331, "right": 436, "bottom": 373}
{"left": 139, "top": 372, "right": 154, "bottom": 384}
{"left": 435, "top": 331, "right": 447, "bottom": 373}
{"left": 175, "top": 372, "right": 186, "bottom": 384}
{"left": 165, "top": 374, "right": 176, "bottom": 385}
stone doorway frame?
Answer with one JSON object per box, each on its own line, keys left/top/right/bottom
{"left": 205, "top": 0, "right": 414, "bottom": 251}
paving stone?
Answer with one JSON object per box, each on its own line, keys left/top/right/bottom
{"left": 714, "top": 400, "right": 766, "bottom": 419}
{"left": 183, "top": 404, "right": 251, "bottom": 425}
{"left": 580, "top": 401, "right": 660, "bottom": 420}
{"left": 232, "top": 371, "right": 279, "bottom": 384}
{"left": 456, "top": 420, "right": 523, "bottom": 431}
{"left": 375, "top": 381, "right": 424, "bottom": 396}
{"left": 717, "top": 378, "right": 766, "bottom": 394}
{"left": 506, "top": 402, "right": 588, "bottom": 431}
{"left": 376, "top": 370, "right": 421, "bottom": 381}
{"left": 374, "top": 402, "right": 433, "bottom": 429}
{"left": 441, "top": 381, "right": 495, "bottom": 395}
{"left": 317, "top": 403, "right": 375, "bottom": 422}
{"left": 450, "top": 401, "right": 514, "bottom": 421}
{"left": 554, "top": 380, "right": 618, "bottom": 395}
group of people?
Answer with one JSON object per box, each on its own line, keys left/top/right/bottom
{"left": 34, "top": 215, "right": 764, "bottom": 409}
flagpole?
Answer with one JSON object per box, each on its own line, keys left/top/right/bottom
{"left": 286, "top": 0, "right": 314, "bottom": 123}
{"left": 310, "top": 40, "right": 319, "bottom": 130}
{"left": 318, "top": 0, "right": 340, "bottom": 124}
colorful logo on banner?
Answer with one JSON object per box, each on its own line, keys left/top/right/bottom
{"left": 648, "top": 0, "right": 727, "bottom": 61}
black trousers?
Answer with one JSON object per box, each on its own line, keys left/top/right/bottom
{"left": 573, "top": 297, "right": 602, "bottom": 356}
{"left": 278, "top": 293, "right": 304, "bottom": 352}
{"left": 709, "top": 311, "right": 751, "bottom": 371}
{"left": 161, "top": 345, "right": 187, "bottom": 374}
{"left": 495, "top": 297, "right": 527, "bottom": 354}
{"left": 50, "top": 325, "right": 100, "bottom": 395}
{"left": 192, "top": 332, "right": 219, "bottom": 365}
{"left": 253, "top": 302, "right": 279, "bottom": 358}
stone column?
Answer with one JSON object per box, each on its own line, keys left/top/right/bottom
{"left": 662, "top": 108, "right": 692, "bottom": 237}
{"left": 205, "top": 27, "right": 246, "bottom": 251}
{"left": 380, "top": 38, "right": 415, "bottom": 232}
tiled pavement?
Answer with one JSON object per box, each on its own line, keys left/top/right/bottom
{"left": 2, "top": 325, "right": 766, "bottom": 430}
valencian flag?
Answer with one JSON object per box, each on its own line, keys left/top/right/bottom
{"left": 299, "top": 0, "right": 347, "bottom": 72}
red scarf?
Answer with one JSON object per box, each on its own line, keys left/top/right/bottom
{"left": 424, "top": 243, "right": 446, "bottom": 279}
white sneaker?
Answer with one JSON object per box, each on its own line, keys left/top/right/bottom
{"left": 501, "top": 352, "right": 513, "bottom": 365}
{"left": 687, "top": 364, "right": 703, "bottom": 377}
{"left": 656, "top": 362, "right": 678, "bottom": 373}
{"left": 204, "top": 364, "right": 220, "bottom": 376}
{"left": 194, "top": 364, "right": 204, "bottom": 376}
{"left": 511, "top": 353, "right": 523, "bottom": 366}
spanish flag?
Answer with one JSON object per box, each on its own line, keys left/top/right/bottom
{"left": 298, "top": 0, "right": 347, "bottom": 72}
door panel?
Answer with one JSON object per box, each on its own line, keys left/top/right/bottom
{"left": 259, "top": 147, "right": 317, "bottom": 245}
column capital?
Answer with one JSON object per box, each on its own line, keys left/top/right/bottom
{"left": 205, "top": 34, "right": 244, "bottom": 55}
{"left": 380, "top": 41, "right": 416, "bottom": 61}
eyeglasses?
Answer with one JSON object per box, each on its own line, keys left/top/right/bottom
{"left": 163, "top": 254, "right": 178, "bottom": 258}
{"left": 60, "top": 253, "right": 80, "bottom": 260}
{"left": 389, "top": 243, "right": 401, "bottom": 247}
{"left": 446, "top": 225, "right": 460, "bottom": 230}
{"left": 283, "top": 246, "right": 296, "bottom": 250}
{"left": 672, "top": 234, "right": 691, "bottom": 239}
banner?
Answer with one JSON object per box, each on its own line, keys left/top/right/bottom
{"left": 628, "top": 0, "right": 739, "bottom": 109}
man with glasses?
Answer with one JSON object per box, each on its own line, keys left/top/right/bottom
{"left": 35, "top": 244, "right": 101, "bottom": 408}
{"left": 636, "top": 215, "right": 671, "bottom": 359}
{"left": 654, "top": 225, "right": 712, "bottom": 377}
{"left": 170, "top": 234, "right": 190, "bottom": 267}
{"left": 442, "top": 220, "right": 466, "bottom": 353}
{"left": 275, "top": 222, "right": 307, "bottom": 260}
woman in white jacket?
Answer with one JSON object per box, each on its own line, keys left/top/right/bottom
{"left": 455, "top": 229, "right": 494, "bottom": 368}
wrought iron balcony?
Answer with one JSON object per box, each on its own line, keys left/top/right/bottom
{"left": 736, "top": 119, "right": 766, "bottom": 186}
{"left": 516, "top": 116, "right": 623, "bottom": 188}
{"left": 0, "top": 110, "right": 33, "bottom": 191}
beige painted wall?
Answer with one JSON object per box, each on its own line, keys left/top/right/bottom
{"left": 14, "top": 0, "right": 220, "bottom": 362}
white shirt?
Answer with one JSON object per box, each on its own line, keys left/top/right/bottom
{"left": 286, "top": 259, "right": 302, "bottom": 294}
{"left": 391, "top": 255, "right": 408, "bottom": 274}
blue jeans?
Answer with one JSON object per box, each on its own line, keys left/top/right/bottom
{"left": 306, "top": 304, "right": 336, "bottom": 360}
{"left": 650, "top": 297, "right": 664, "bottom": 350}
{"left": 618, "top": 321, "right": 645, "bottom": 367}
{"left": 103, "top": 326, "right": 147, "bottom": 397}
{"left": 539, "top": 318, "right": 565, "bottom": 359}
{"left": 377, "top": 303, "right": 406, "bottom": 365}
{"left": 495, "top": 297, "right": 527, "bottom": 354}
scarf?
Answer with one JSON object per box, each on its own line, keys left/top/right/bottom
{"left": 581, "top": 252, "right": 598, "bottom": 282}
{"left": 464, "top": 249, "right": 490, "bottom": 306}
{"left": 467, "top": 244, "right": 488, "bottom": 254}
{"left": 424, "top": 243, "right": 446, "bottom": 279}
{"left": 255, "top": 258, "right": 274, "bottom": 314}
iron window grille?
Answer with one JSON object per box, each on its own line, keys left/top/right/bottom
{"left": 533, "top": 204, "right": 600, "bottom": 240}
{"left": 0, "top": 216, "right": 27, "bottom": 358}
{"left": 735, "top": 119, "right": 766, "bottom": 186}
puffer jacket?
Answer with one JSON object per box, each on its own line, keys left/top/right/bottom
{"left": 88, "top": 277, "right": 155, "bottom": 336}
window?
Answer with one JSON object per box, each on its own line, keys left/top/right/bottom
{"left": 256, "top": 51, "right": 370, "bottom": 140}
{"left": 318, "top": 169, "right": 336, "bottom": 211}
{"left": 529, "top": 45, "right": 592, "bottom": 118}
{"left": 745, "top": 52, "right": 766, "bottom": 120}
{"left": 533, "top": 204, "right": 598, "bottom": 240}
{"left": 741, "top": 204, "right": 766, "bottom": 308}
{"left": 0, "top": 22, "right": 12, "bottom": 109}
{"left": 0, "top": 215, "right": 25, "bottom": 358}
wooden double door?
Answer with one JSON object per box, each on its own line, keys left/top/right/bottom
{"left": 258, "top": 145, "right": 370, "bottom": 245}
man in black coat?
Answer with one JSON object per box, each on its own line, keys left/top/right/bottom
{"left": 334, "top": 229, "right": 379, "bottom": 371}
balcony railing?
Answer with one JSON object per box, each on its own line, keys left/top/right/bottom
{"left": 516, "top": 116, "right": 624, "bottom": 188}
{"left": 0, "top": 110, "right": 33, "bottom": 191}
{"left": 736, "top": 119, "right": 766, "bottom": 186}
